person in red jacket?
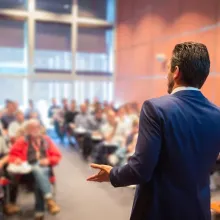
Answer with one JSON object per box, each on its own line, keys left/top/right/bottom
{"left": 9, "top": 119, "right": 61, "bottom": 220}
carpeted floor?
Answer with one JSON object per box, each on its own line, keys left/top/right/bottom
{"left": 6, "top": 145, "right": 134, "bottom": 220}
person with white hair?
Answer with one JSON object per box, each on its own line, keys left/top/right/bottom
{"left": 9, "top": 119, "right": 61, "bottom": 220}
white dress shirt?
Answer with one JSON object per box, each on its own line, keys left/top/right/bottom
{"left": 171, "top": 87, "right": 200, "bottom": 94}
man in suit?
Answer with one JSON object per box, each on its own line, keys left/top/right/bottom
{"left": 87, "top": 42, "right": 220, "bottom": 220}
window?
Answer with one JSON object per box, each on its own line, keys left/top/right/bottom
{"left": 73, "top": 80, "right": 113, "bottom": 104}
{"left": 78, "top": 0, "right": 107, "bottom": 20}
{"left": 36, "top": 0, "right": 72, "bottom": 14}
{"left": 0, "top": 78, "right": 25, "bottom": 106}
{"left": 35, "top": 22, "right": 72, "bottom": 73}
{"left": 0, "top": 0, "right": 26, "bottom": 9}
{"left": 0, "top": 19, "right": 27, "bottom": 74}
{"left": 76, "top": 27, "right": 113, "bottom": 74}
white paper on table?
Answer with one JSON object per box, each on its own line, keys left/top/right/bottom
{"left": 74, "top": 127, "right": 86, "bottom": 134}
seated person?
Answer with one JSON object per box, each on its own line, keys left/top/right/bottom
{"left": 93, "top": 110, "right": 127, "bottom": 164}
{"left": 108, "top": 119, "right": 139, "bottom": 166}
{"left": 74, "top": 104, "right": 91, "bottom": 130}
{"left": 64, "top": 101, "right": 79, "bottom": 144}
{"left": 1, "top": 101, "right": 16, "bottom": 131}
{"left": 8, "top": 110, "right": 25, "bottom": 143}
{"left": 24, "top": 100, "right": 40, "bottom": 120}
{"left": 53, "top": 108, "right": 65, "bottom": 143}
{"left": 48, "top": 98, "right": 60, "bottom": 119}
{"left": 81, "top": 109, "right": 105, "bottom": 160}
{"left": 9, "top": 119, "right": 61, "bottom": 220}
{"left": 0, "top": 135, "right": 20, "bottom": 215}
{"left": 88, "top": 109, "right": 105, "bottom": 132}
{"left": 74, "top": 104, "right": 92, "bottom": 148}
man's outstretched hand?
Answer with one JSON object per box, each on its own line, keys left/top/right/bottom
{"left": 87, "top": 164, "right": 113, "bottom": 182}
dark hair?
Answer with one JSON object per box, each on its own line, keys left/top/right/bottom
{"left": 171, "top": 42, "right": 210, "bottom": 88}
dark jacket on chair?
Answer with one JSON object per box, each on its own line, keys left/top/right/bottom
{"left": 110, "top": 90, "right": 220, "bottom": 220}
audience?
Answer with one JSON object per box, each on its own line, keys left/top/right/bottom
{"left": 1, "top": 96, "right": 220, "bottom": 219}
{"left": 0, "top": 97, "right": 142, "bottom": 219}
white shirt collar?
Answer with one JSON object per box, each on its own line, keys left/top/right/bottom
{"left": 171, "top": 87, "right": 200, "bottom": 95}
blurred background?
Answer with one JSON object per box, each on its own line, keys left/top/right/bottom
{"left": 0, "top": 0, "right": 220, "bottom": 219}
{"left": 0, "top": 0, "right": 114, "bottom": 114}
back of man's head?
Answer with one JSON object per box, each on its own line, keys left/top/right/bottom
{"left": 171, "top": 42, "right": 210, "bottom": 89}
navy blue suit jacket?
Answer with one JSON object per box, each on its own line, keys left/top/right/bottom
{"left": 110, "top": 90, "right": 220, "bottom": 220}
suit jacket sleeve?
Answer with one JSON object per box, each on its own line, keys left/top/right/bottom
{"left": 109, "top": 100, "right": 162, "bottom": 187}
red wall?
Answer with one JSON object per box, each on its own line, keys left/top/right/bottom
{"left": 115, "top": 0, "right": 220, "bottom": 106}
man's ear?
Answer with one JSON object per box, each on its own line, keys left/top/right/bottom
{"left": 173, "top": 66, "right": 180, "bottom": 80}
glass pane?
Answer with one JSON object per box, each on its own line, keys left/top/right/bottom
{"left": 0, "top": 0, "right": 26, "bottom": 9}
{"left": 0, "top": 19, "right": 27, "bottom": 74}
{"left": 76, "top": 27, "right": 113, "bottom": 74}
{"left": 36, "top": 0, "right": 72, "bottom": 14}
{"left": 78, "top": 0, "right": 107, "bottom": 19}
{"left": 0, "top": 78, "right": 24, "bottom": 106}
{"left": 73, "top": 80, "right": 113, "bottom": 104}
{"left": 35, "top": 22, "right": 72, "bottom": 73}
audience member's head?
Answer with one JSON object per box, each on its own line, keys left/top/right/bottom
{"left": 124, "top": 103, "right": 134, "bottom": 115}
{"left": 168, "top": 42, "right": 210, "bottom": 94}
{"left": 107, "top": 110, "right": 116, "bottom": 126}
{"left": 62, "top": 98, "right": 68, "bottom": 110}
{"left": 103, "top": 102, "right": 111, "bottom": 113}
{"left": 94, "top": 109, "right": 103, "bottom": 120}
{"left": 29, "top": 112, "right": 38, "bottom": 119}
{"left": 117, "top": 107, "right": 126, "bottom": 119}
{"left": 80, "top": 104, "right": 87, "bottom": 114}
{"left": 15, "top": 111, "right": 24, "bottom": 123}
{"left": 103, "top": 101, "right": 108, "bottom": 108}
{"left": 52, "top": 98, "right": 57, "bottom": 106}
{"left": 93, "top": 97, "right": 99, "bottom": 104}
{"left": 109, "top": 102, "right": 115, "bottom": 110}
{"left": 130, "top": 102, "right": 140, "bottom": 114}
{"left": 29, "top": 99, "right": 34, "bottom": 108}
{"left": 94, "top": 102, "right": 102, "bottom": 113}
{"left": 85, "top": 99, "right": 90, "bottom": 107}
{"left": 70, "top": 101, "right": 76, "bottom": 111}
{"left": 71, "top": 99, "right": 76, "bottom": 105}
{"left": 7, "top": 101, "right": 15, "bottom": 115}
{"left": 24, "top": 119, "right": 41, "bottom": 138}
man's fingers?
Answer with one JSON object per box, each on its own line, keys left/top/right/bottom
{"left": 87, "top": 169, "right": 104, "bottom": 180}
{"left": 87, "top": 173, "right": 99, "bottom": 181}
{"left": 90, "top": 163, "right": 104, "bottom": 170}
{"left": 87, "top": 175, "right": 102, "bottom": 182}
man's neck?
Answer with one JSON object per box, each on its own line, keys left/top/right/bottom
{"left": 171, "top": 85, "right": 200, "bottom": 94}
